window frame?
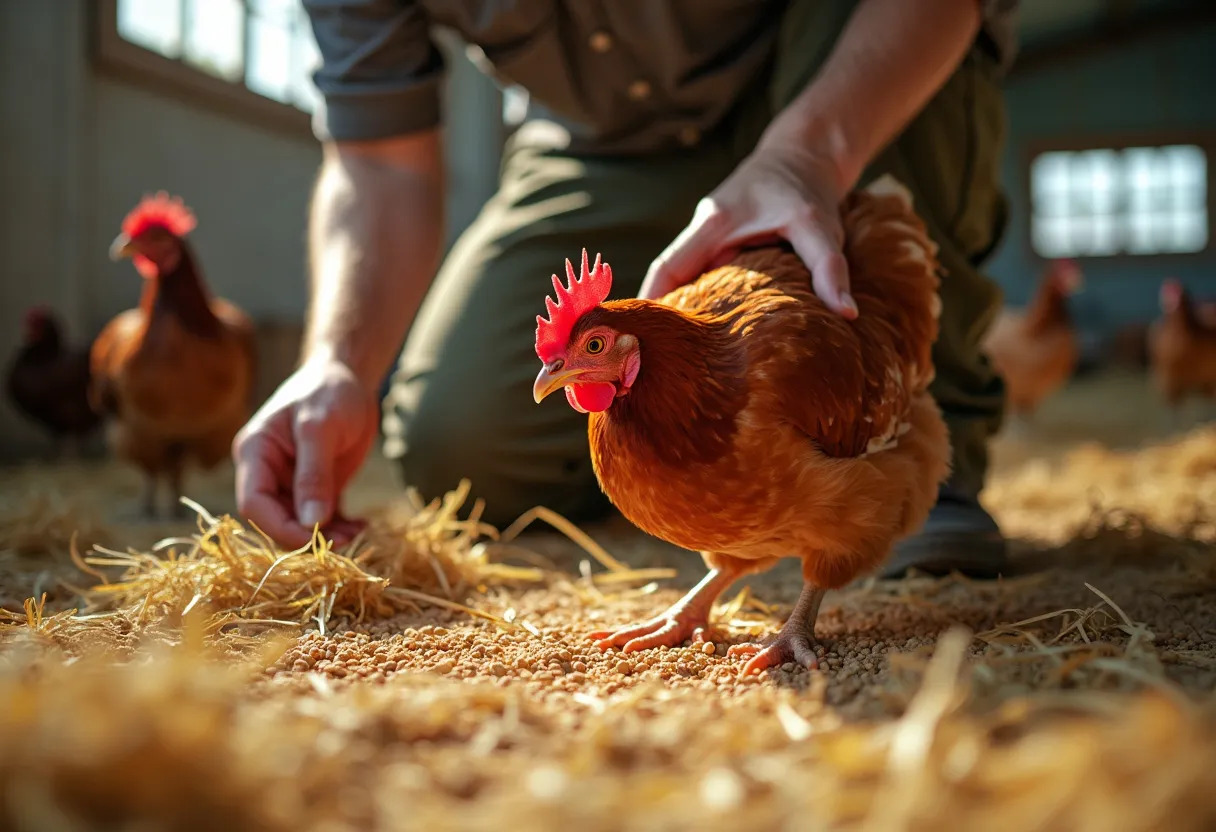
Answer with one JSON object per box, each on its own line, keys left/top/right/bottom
{"left": 92, "top": 0, "right": 313, "bottom": 136}
{"left": 1022, "top": 131, "right": 1216, "bottom": 265}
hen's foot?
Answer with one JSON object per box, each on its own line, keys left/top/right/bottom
{"left": 590, "top": 608, "right": 715, "bottom": 653}
{"left": 590, "top": 567, "right": 737, "bottom": 653}
{"left": 730, "top": 583, "right": 826, "bottom": 676}
{"left": 1005, "top": 412, "right": 1032, "bottom": 440}
{"left": 137, "top": 476, "right": 160, "bottom": 521}
{"left": 729, "top": 632, "right": 820, "bottom": 675}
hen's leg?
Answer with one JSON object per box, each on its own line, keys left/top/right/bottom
{"left": 54, "top": 435, "right": 81, "bottom": 463}
{"left": 168, "top": 471, "right": 188, "bottom": 519}
{"left": 1005, "top": 409, "right": 1031, "bottom": 440}
{"left": 728, "top": 583, "right": 825, "bottom": 675}
{"left": 1168, "top": 402, "right": 1188, "bottom": 434}
{"left": 140, "top": 474, "right": 159, "bottom": 520}
{"left": 166, "top": 445, "right": 189, "bottom": 519}
{"left": 590, "top": 568, "right": 738, "bottom": 653}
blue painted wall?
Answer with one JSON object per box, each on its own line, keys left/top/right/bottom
{"left": 986, "top": 19, "right": 1216, "bottom": 341}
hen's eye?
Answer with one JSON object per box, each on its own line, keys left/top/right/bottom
{"left": 585, "top": 336, "right": 606, "bottom": 354}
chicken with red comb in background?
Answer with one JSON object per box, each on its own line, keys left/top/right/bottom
{"left": 92, "top": 192, "right": 257, "bottom": 518}
{"left": 532, "top": 176, "right": 951, "bottom": 674}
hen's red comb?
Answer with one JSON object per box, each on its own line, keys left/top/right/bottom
{"left": 121, "top": 191, "right": 196, "bottom": 239}
{"left": 535, "top": 249, "right": 613, "bottom": 362}
{"left": 24, "top": 305, "right": 51, "bottom": 323}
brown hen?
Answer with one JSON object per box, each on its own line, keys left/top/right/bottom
{"left": 983, "top": 259, "right": 1083, "bottom": 421}
{"left": 1148, "top": 278, "right": 1216, "bottom": 422}
{"left": 92, "top": 193, "right": 257, "bottom": 518}
{"left": 6, "top": 307, "right": 101, "bottom": 457}
{"left": 531, "top": 176, "right": 950, "bottom": 674}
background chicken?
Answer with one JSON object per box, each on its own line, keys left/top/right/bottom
{"left": 531, "top": 176, "right": 949, "bottom": 675}
{"left": 983, "top": 259, "right": 1083, "bottom": 423}
{"left": 5, "top": 306, "right": 101, "bottom": 457}
{"left": 91, "top": 193, "right": 257, "bottom": 518}
{"left": 1148, "top": 278, "right": 1216, "bottom": 423}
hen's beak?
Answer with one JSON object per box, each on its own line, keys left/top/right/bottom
{"left": 109, "top": 233, "right": 135, "bottom": 261}
{"left": 533, "top": 363, "right": 587, "bottom": 403}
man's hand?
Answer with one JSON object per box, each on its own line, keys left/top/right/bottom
{"left": 639, "top": 146, "right": 857, "bottom": 318}
{"left": 233, "top": 355, "right": 379, "bottom": 548}
{"left": 230, "top": 130, "right": 444, "bottom": 547}
{"left": 640, "top": 0, "right": 980, "bottom": 313}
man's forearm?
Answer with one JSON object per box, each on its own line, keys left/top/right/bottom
{"left": 760, "top": 0, "right": 981, "bottom": 193}
{"left": 304, "top": 130, "right": 445, "bottom": 387}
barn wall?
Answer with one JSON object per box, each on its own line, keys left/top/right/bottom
{"left": 0, "top": 3, "right": 90, "bottom": 460}
{"left": 0, "top": 4, "right": 502, "bottom": 459}
{"left": 986, "top": 19, "right": 1216, "bottom": 341}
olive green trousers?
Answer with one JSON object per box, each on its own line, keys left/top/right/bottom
{"left": 383, "top": 1, "right": 1009, "bottom": 527}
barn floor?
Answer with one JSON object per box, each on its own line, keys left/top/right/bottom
{"left": 1, "top": 370, "right": 1215, "bottom": 831}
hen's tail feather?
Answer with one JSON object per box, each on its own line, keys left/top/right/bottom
{"left": 843, "top": 176, "right": 942, "bottom": 397}
{"left": 862, "top": 173, "right": 914, "bottom": 207}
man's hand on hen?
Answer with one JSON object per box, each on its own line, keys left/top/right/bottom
{"left": 639, "top": 145, "right": 858, "bottom": 319}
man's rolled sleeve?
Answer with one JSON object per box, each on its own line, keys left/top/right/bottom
{"left": 304, "top": 0, "right": 445, "bottom": 142}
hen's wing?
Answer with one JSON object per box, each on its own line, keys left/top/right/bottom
{"left": 670, "top": 176, "right": 942, "bottom": 459}
{"left": 33, "top": 349, "right": 99, "bottom": 433}
{"left": 796, "top": 179, "right": 941, "bottom": 457}
{"left": 88, "top": 309, "right": 145, "bottom": 417}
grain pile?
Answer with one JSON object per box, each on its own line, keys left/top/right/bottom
{"left": 2, "top": 421, "right": 1216, "bottom": 830}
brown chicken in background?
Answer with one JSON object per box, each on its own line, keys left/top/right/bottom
{"left": 1109, "top": 322, "right": 1152, "bottom": 371}
{"left": 91, "top": 193, "right": 257, "bottom": 518}
{"left": 983, "top": 258, "right": 1083, "bottom": 423}
{"left": 1148, "top": 278, "right": 1216, "bottom": 422}
{"left": 531, "top": 176, "right": 950, "bottom": 675}
{"left": 6, "top": 307, "right": 101, "bottom": 457}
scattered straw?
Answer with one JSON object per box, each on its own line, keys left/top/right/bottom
{"left": 1, "top": 629, "right": 1215, "bottom": 832}
{"left": 84, "top": 517, "right": 390, "bottom": 634}
{"left": 985, "top": 425, "right": 1216, "bottom": 548}
{"left": 0, "top": 478, "right": 668, "bottom": 645}
{"left": 0, "top": 401, "right": 1215, "bottom": 830}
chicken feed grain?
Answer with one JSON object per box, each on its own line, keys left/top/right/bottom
{"left": 1, "top": 374, "right": 1215, "bottom": 831}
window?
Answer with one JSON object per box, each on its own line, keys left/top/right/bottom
{"left": 98, "top": 0, "right": 321, "bottom": 128}
{"left": 1030, "top": 144, "right": 1209, "bottom": 258}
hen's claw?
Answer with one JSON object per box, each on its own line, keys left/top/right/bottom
{"left": 729, "top": 583, "right": 826, "bottom": 675}
{"left": 590, "top": 609, "right": 712, "bottom": 652}
{"left": 590, "top": 567, "right": 738, "bottom": 653}
{"left": 729, "top": 632, "right": 820, "bottom": 675}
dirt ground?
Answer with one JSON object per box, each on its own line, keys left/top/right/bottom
{"left": 1, "top": 370, "right": 1215, "bottom": 832}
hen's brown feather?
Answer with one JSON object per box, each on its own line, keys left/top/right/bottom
{"left": 662, "top": 186, "right": 940, "bottom": 459}
{"left": 90, "top": 247, "right": 256, "bottom": 476}
{"left": 6, "top": 318, "right": 100, "bottom": 440}
{"left": 1148, "top": 288, "right": 1216, "bottom": 406}
{"left": 983, "top": 264, "right": 1079, "bottom": 416}
{"left": 585, "top": 176, "right": 950, "bottom": 587}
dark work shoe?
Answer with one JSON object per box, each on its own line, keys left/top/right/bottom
{"left": 880, "top": 490, "right": 1009, "bottom": 580}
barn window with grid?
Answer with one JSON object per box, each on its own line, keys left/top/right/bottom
{"left": 107, "top": 0, "right": 321, "bottom": 116}
{"left": 1030, "top": 144, "right": 1209, "bottom": 258}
